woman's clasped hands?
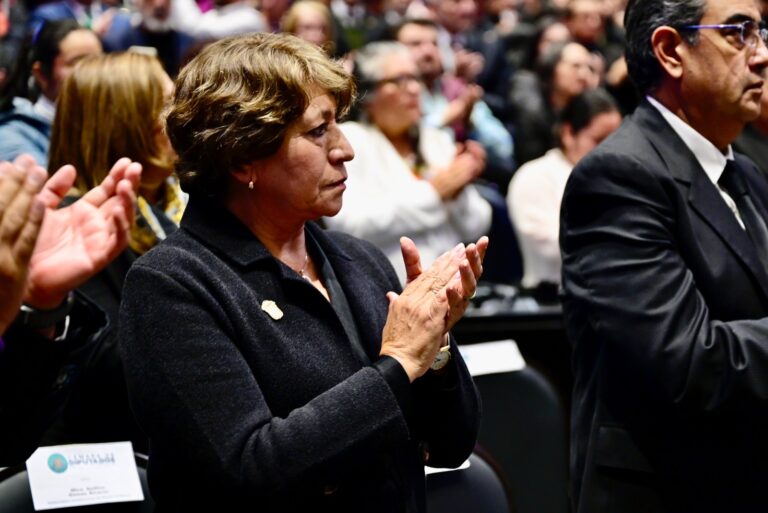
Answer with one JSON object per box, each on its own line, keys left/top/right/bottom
{"left": 380, "top": 235, "right": 489, "bottom": 382}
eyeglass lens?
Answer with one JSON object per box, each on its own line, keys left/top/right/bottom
{"left": 742, "top": 21, "right": 768, "bottom": 47}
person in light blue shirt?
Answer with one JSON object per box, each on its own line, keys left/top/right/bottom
{"left": 0, "top": 97, "right": 52, "bottom": 166}
{"left": 0, "top": 19, "right": 101, "bottom": 167}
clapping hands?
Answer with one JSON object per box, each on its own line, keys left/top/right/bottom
{"left": 379, "top": 236, "right": 489, "bottom": 382}
{"left": 0, "top": 155, "right": 141, "bottom": 334}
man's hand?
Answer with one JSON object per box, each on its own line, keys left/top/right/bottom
{"left": 25, "top": 157, "right": 142, "bottom": 309}
{"left": 442, "top": 84, "right": 483, "bottom": 128}
{"left": 454, "top": 49, "right": 484, "bottom": 83}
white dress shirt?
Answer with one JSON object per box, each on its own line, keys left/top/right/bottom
{"left": 647, "top": 96, "right": 744, "bottom": 229}
{"left": 507, "top": 147, "right": 573, "bottom": 288}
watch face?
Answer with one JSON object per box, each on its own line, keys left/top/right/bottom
{"left": 431, "top": 348, "right": 451, "bottom": 371}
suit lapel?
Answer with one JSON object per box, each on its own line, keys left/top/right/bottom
{"left": 633, "top": 101, "right": 768, "bottom": 297}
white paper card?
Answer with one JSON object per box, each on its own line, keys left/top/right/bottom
{"left": 26, "top": 442, "right": 144, "bottom": 510}
{"left": 458, "top": 339, "right": 526, "bottom": 376}
{"left": 425, "top": 458, "right": 471, "bottom": 475}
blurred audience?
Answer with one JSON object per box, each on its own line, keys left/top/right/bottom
{"left": 100, "top": 0, "right": 197, "bottom": 76}
{"left": 281, "top": 0, "right": 336, "bottom": 56}
{"left": 395, "top": 18, "right": 513, "bottom": 189}
{"left": 27, "top": 0, "right": 110, "bottom": 35}
{"left": 260, "top": 0, "right": 292, "bottom": 31}
{"left": 510, "top": 39, "right": 597, "bottom": 165}
{"left": 0, "top": 20, "right": 101, "bottom": 166}
{"left": 564, "top": 0, "right": 623, "bottom": 65}
{"left": 325, "top": 41, "right": 491, "bottom": 283}
{"left": 0, "top": 0, "right": 26, "bottom": 85}
{"left": 40, "top": 50, "right": 181, "bottom": 450}
{"left": 426, "top": 0, "right": 514, "bottom": 128}
{"left": 507, "top": 88, "right": 620, "bottom": 289}
{"left": 187, "top": 0, "right": 266, "bottom": 41}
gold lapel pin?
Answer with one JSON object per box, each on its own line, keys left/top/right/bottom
{"left": 261, "top": 300, "right": 284, "bottom": 320}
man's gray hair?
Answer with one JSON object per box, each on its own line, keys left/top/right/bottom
{"left": 354, "top": 41, "right": 413, "bottom": 84}
{"left": 625, "top": 0, "right": 707, "bottom": 93}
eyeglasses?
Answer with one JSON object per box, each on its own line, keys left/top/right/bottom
{"left": 376, "top": 74, "right": 423, "bottom": 89}
{"left": 679, "top": 20, "right": 768, "bottom": 50}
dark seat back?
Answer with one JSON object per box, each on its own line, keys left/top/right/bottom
{"left": 426, "top": 452, "right": 512, "bottom": 513}
{"left": 474, "top": 366, "right": 569, "bottom": 513}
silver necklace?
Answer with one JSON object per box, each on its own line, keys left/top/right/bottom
{"left": 297, "top": 253, "right": 310, "bottom": 280}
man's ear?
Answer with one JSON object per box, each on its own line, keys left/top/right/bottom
{"left": 651, "top": 26, "right": 686, "bottom": 80}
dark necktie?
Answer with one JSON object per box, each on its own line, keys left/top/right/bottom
{"left": 719, "top": 159, "right": 768, "bottom": 265}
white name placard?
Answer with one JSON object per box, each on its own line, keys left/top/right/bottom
{"left": 26, "top": 442, "right": 144, "bottom": 510}
{"left": 458, "top": 339, "right": 526, "bottom": 376}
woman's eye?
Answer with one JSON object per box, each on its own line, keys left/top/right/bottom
{"left": 309, "top": 124, "right": 328, "bottom": 137}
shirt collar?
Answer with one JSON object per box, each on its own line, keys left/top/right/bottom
{"left": 33, "top": 95, "right": 56, "bottom": 123}
{"left": 646, "top": 95, "right": 734, "bottom": 183}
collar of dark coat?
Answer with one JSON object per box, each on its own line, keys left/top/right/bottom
{"left": 633, "top": 99, "right": 768, "bottom": 297}
{"left": 179, "top": 195, "right": 354, "bottom": 268}
{"left": 631, "top": 99, "right": 707, "bottom": 185}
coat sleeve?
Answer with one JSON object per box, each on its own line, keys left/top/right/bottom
{"left": 0, "top": 295, "right": 108, "bottom": 465}
{"left": 118, "top": 262, "right": 414, "bottom": 497}
{"left": 561, "top": 150, "right": 768, "bottom": 417}
{"left": 409, "top": 335, "right": 481, "bottom": 468}
{"left": 355, "top": 236, "right": 481, "bottom": 469}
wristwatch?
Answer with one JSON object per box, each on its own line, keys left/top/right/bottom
{"left": 17, "top": 292, "right": 75, "bottom": 330}
{"left": 430, "top": 344, "right": 451, "bottom": 371}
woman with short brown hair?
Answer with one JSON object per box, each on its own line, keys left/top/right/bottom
{"left": 120, "top": 32, "right": 486, "bottom": 512}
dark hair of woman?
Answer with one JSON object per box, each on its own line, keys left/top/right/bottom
{"left": 0, "top": 18, "right": 81, "bottom": 112}
{"left": 559, "top": 87, "right": 618, "bottom": 135}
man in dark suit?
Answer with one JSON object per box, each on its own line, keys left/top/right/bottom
{"left": 560, "top": 0, "right": 768, "bottom": 511}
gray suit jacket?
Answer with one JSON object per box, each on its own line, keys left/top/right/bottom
{"left": 119, "top": 196, "right": 480, "bottom": 513}
{"left": 561, "top": 100, "right": 768, "bottom": 513}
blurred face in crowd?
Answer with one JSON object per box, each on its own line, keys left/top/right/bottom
{"left": 538, "top": 22, "right": 571, "bottom": 58}
{"left": 35, "top": 29, "right": 102, "bottom": 101}
{"left": 432, "top": 0, "right": 478, "bottom": 34}
{"left": 562, "top": 110, "right": 621, "bottom": 164}
{"left": 291, "top": 3, "right": 331, "bottom": 48}
{"left": 367, "top": 52, "right": 422, "bottom": 138}
{"left": 485, "top": 0, "right": 517, "bottom": 15}
{"left": 138, "top": 0, "right": 173, "bottom": 32}
{"left": 261, "top": 0, "right": 293, "bottom": 26}
{"left": 567, "top": 0, "right": 604, "bottom": 45}
{"left": 397, "top": 23, "right": 443, "bottom": 83}
{"left": 553, "top": 42, "right": 594, "bottom": 102}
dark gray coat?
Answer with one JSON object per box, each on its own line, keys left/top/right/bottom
{"left": 119, "top": 196, "right": 480, "bottom": 512}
